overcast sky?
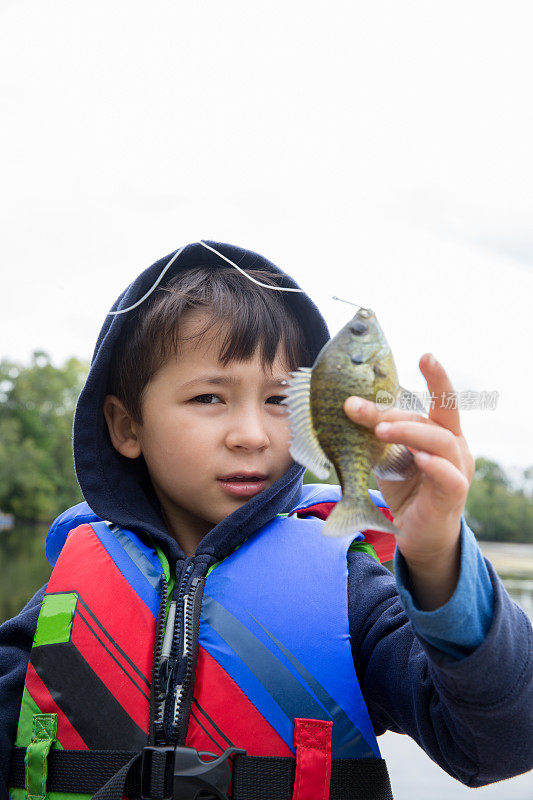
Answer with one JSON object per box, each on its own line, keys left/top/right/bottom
{"left": 1, "top": 1, "right": 532, "bottom": 473}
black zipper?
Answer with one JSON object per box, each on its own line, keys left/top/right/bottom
{"left": 150, "top": 559, "right": 207, "bottom": 748}
{"left": 148, "top": 572, "right": 168, "bottom": 745}
{"left": 160, "top": 563, "right": 193, "bottom": 738}
{"left": 172, "top": 575, "right": 206, "bottom": 746}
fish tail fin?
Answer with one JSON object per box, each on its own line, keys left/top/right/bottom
{"left": 322, "top": 496, "right": 401, "bottom": 538}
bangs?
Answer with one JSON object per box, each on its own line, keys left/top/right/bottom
{"left": 108, "top": 266, "right": 310, "bottom": 422}
{"left": 167, "top": 277, "right": 306, "bottom": 371}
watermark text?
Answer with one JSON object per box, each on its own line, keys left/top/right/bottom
{"left": 375, "top": 389, "right": 499, "bottom": 411}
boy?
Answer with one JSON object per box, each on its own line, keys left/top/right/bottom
{"left": 1, "top": 240, "right": 532, "bottom": 800}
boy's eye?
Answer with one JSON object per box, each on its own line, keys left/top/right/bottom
{"left": 192, "top": 393, "right": 221, "bottom": 404}
{"left": 267, "top": 395, "right": 287, "bottom": 405}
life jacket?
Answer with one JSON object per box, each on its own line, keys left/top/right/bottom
{"left": 9, "top": 485, "right": 395, "bottom": 800}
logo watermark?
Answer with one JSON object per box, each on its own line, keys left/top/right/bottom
{"left": 375, "top": 390, "right": 499, "bottom": 411}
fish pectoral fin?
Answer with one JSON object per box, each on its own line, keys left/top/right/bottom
{"left": 374, "top": 444, "right": 418, "bottom": 481}
{"left": 283, "top": 367, "right": 332, "bottom": 480}
{"left": 323, "top": 496, "right": 401, "bottom": 538}
{"left": 397, "top": 386, "right": 428, "bottom": 415}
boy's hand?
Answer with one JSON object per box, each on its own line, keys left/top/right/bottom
{"left": 344, "top": 354, "right": 475, "bottom": 611}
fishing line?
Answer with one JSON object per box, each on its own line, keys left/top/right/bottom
{"left": 107, "top": 241, "right": 305, "bottom": 316}
{"left": 108, "top": 244, "right": 189, "bottom": 315}
{"left": 332, "top": 296, "right": 362, "bottom": 309}
{"left": 197, "top": 241, "right": 304, "bottom": 292}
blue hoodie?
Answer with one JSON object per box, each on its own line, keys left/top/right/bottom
{"left": 0, "top": 241, "right": 532, "bottom": 798}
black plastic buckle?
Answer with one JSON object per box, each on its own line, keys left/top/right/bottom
{"left": 140, "top": 745, "right": 246, "bottom": 800}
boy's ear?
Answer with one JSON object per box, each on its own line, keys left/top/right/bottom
{"left": 103, "top": 395, "right": 142, "bottom": 459}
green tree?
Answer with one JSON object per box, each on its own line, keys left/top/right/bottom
{"left": 473, "top": 457, "right": 509, "bottom": 492}
{"left": 465, "top": 457, "right": 533, "bottom": 543}
{"left": 0, "top": 352, "right": 88, "bottom": 521}
{"left": 521, "top": 466, "right": 533, "bottom": 498}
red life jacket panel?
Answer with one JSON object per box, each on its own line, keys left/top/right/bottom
{"left": 12, "top": 485, "right": 393, "bottom": 799}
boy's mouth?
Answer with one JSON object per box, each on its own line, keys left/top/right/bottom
{"left": 218, "top": 472, "right": 268, "bottom": 498}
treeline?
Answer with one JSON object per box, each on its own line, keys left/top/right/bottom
{"left": 465, "top": 459, "right": 533, "bottom": 543}
{"left": 0, "top": 352, "right": 87, "bottom": 520}
{"left": 0, "top": 353, "right": 532, "bottom": 543}
{"left": 304, "top": 459, "right": 533, "bottom": 543}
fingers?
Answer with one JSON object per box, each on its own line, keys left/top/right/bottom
{"left": 375, "top": 420, "right": 463, "bottom": 471}
{"left": 344, "top": 390, "right": 474, "bottom": 488}
{"left": 419, "top": 353, "right": 462, "bottom": 436}
{"left": 344, "top": 354, "right": 463, "bottom": 439}
{"left": 344, "top": 396, "right": 427, "bottom": 429}
{"left": 413, "top": 452, "right": 470, "bottom": 506}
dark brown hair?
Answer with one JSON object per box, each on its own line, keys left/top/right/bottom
{"left": 108, "top": 266, "right": 310, "bottom": 423}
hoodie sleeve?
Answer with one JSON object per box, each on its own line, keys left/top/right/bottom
{"left": 347, "top": 552, "right": 533, "bottom": 787}
{"left": 393, "top": 519, "right": 495, "bottom": 658}
{"left": 0, "top": 585, "right": 45, "bottom": 800}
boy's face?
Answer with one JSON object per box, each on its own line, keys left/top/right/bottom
{"left": 132, "top": 310, "right": 294, "bottom": 550}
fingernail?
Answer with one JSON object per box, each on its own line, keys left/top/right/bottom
{"left": 375, "top": 422, "right": 391, "bottom": 435}
{"left": 346, "top": 397, "right": 363, "bottom": 412}
{"left": 428, "top": 354, "right": 438, "bottom": 368}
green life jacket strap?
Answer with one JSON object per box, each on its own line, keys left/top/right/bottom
{"left": 24, "top": 713, "right": 57, "bottom": 800}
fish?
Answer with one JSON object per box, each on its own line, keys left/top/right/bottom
{"left": 283, "top": 307, "right": 420, "bottom": 537}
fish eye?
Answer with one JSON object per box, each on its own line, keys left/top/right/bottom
{"left": 351, "top": 354, "right": 364, "bottom": 365}
{"left": 350, "top": 321, "right": 368, "bottom": 335}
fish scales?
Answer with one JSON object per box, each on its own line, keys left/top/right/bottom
{"left": 285, "top": 307, "right": 417, "bottom": 538}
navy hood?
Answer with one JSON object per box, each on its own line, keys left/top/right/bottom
{"left": 73, "top": 241, "right": 330, "bottom": 565}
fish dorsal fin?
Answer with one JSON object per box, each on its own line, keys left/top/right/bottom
{"left": 284, "top": 367, "right": 332, "bottom": 480}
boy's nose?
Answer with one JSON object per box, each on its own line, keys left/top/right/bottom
{"left": 225, "top": 409, "right": 270, "bottom": 451}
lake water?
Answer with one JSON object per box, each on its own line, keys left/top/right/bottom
{"left": 0, "top": 529, "right": 532, "bottom": 797}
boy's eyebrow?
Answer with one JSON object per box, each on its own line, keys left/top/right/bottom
{"left": 181, "top": 375, "right": 289, "bottom": 389}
